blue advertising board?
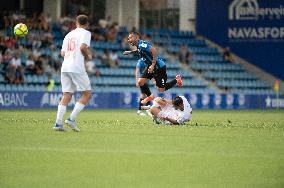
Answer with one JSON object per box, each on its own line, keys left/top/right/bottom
{"left": 196, "top": 0, "right": 284, "bottom": 80}
{"left": 0, "top": 91, "right": 283, "bottom": 109}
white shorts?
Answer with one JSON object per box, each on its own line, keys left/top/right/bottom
{"left": 176, "top": 111, "right": 192, "bottom": 124}
{"left": 158, "top": 105, "right": 180, "bottom": 120}
{"left": 157, "top": 104, "right": 192, "bottom": 124}
{"left": 61, "top": 72, "right": 91, "bottom": 93}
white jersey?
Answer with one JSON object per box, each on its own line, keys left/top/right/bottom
{"left": 176, "top": 96, "right": 192, "bottom": 124}
{"left": 61, "top": 28, "right": 91, "bottom": 73}
{"left": 154, "top": 96, "right": 192, "bottom": 125}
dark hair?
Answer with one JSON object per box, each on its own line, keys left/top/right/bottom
{"left": 172, "top": 96, "right": 183, "bottom": 107}
{"left": 129, "top": 31, "right": 141, "bottom": 39}
{"left": 76, "top": 15, "right": 89, "bottom": 26}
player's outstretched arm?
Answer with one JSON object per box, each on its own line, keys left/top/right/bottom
{"left": 123, "top": 49, "right": 138, "bottom": 56}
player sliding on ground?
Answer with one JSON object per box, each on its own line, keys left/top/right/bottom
{"left": 53, "top": 15, "right": 92, "bottom": 132}
{"left": 123, "top": 32, "right": 183, "bottom": 104}
{"left": 147, "top": 96, "right": 192, "bottom": 125}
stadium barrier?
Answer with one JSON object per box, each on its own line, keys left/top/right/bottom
{"left": 0, "top": 91, "right": 283, "bottom": 109}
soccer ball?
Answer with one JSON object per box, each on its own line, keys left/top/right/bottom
{"left": 14, "top": 23, "right": 28, "bottom": 37}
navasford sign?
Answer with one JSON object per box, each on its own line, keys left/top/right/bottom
{"left": 196, "top": 0, "right": 284, "bottom": 80}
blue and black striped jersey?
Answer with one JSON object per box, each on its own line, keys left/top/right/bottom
{"left": 137, "top": 40, "right": 166, "bottom": 69}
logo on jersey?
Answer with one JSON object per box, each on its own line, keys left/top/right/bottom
{"left": 141, "top": 43, "right": 148, "bottom": 48}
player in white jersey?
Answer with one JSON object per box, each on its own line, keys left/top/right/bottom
{"left": 149, "top": 96, "right": 192, "bottom": 125}
{"left": 53, "top": 15, "right": 92, "bottom": 132}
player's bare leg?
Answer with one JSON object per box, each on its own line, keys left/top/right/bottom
{"left": 150, "top": 105, "right": 162, "bottom": 124}
{"left": 66, "top": 90, "right": 92, "bottom": 132}
{"left": 77, "top": 90, "right": 92, "bottom": 105}
{"left": 137, "top": 78, "right": 148, "bottom": 87}
{"left": 60, "top": 92, "right": 73, "bottom": 105}
{"left": 150, "top": 106, "right": 161, "bottom": 117}
{"left": 54, "top": 92, "right": 73, "bottom": 131}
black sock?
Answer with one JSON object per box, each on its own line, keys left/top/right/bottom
{"left": 138, "top": 99, "right": 143, "bottom": 110}
{"left": 140, "top": 84, "right": 152, "bottom": 97}
{"left": 165, "top": 79, "right": 177, "bottom": 90}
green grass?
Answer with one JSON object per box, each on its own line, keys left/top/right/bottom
{"left": 0, "top": 109, "right": 284, "bottom": 188}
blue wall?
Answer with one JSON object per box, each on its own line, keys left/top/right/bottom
{"left": 0, "top": 91, "right": 283, "bottom": 109}
{"left": 196, "top": 0, "right": 284, "bottom": 80}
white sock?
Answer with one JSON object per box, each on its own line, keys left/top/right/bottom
{"left": 69, "top": 102, "right": 85, "bottom": 121}
{"left": 56, "top": 105, "right": 67, "bottom": 125}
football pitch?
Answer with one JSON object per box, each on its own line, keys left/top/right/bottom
{"left": 0, "top": 109, "right": 284, "bottom": 188}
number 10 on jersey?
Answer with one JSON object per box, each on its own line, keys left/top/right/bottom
{"left": 67, "top": 38, "right": 76, "bottom": 51}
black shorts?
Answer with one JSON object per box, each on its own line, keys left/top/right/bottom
{"left": 141, "top": 66, "right": 167, "bottom": 88}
